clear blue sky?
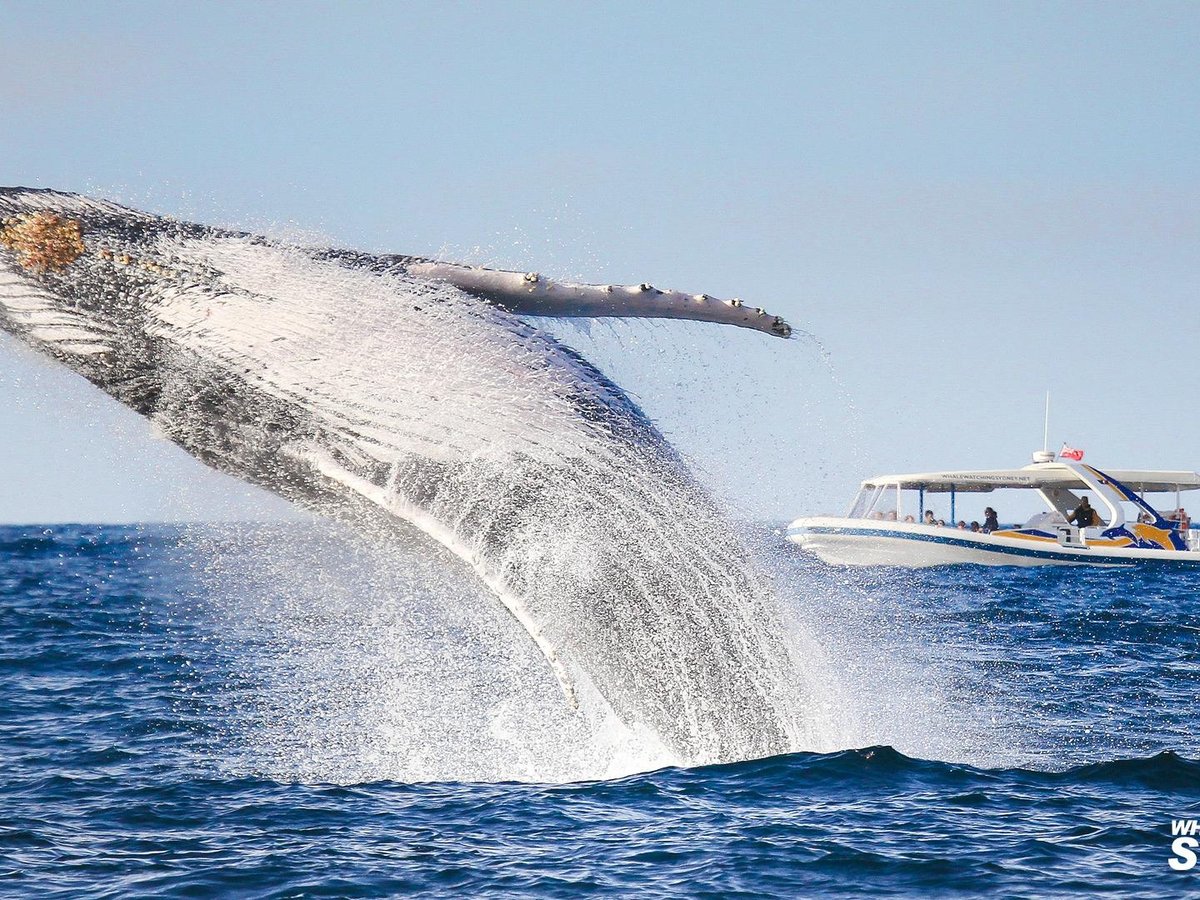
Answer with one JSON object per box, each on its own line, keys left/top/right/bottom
{"left": 1, "top": 0, "right": 1197, "bottom": 522}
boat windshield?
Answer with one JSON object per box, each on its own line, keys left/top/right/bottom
{"left": 848, "top": 486, "right": 885, "bottom": 518}
{"left": 1023, "top": 510, "right": 1066, "bottom": 529}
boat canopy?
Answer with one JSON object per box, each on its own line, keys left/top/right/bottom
{"left": 861, "top": 464, "right": 1200, "bottom": 494}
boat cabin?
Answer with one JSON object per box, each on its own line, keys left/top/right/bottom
{"left": 843, "top": 454, "right": 1200, "bottom": 552}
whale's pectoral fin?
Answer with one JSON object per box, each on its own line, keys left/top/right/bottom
{"left": 405, "top": 261, "right": 792, "bottom": 339}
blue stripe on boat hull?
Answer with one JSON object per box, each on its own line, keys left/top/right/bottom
{"left": 787, "top": 525, "right": 1200, "bottom": 567}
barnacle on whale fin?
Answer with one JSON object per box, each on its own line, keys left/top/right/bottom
{"left": 0, "top": 213, "right": 85, "bottom": 272}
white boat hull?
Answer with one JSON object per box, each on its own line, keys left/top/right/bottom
{"left": 787, "top": 517, "right": 1200, "bottom": 568}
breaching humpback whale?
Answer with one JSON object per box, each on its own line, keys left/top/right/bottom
{"left": 0, "top": 187, "right": 811, "bottom": 766}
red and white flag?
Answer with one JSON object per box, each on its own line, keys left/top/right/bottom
{"left": 1059, "top": 444, "right": 1084, "bottom": 461}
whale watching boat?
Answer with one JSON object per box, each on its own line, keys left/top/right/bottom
{"left": 787, "top": 451, "right": 1200, "bottom": 567}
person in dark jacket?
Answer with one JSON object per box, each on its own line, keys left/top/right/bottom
{"left": 1068, "top": 497, "right": 1098, "bottom": 528}
{"left": 983, "top": 507, "right": 999, "bottom": 533}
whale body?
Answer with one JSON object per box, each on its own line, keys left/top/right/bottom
{"left": 0, "top": 187, "right": 812, "bottom": 766}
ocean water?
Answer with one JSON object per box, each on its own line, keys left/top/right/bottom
{"left": 2, "top": 522, "right": 1198, "bottom": 897}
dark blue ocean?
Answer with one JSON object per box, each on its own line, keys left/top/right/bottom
{"left": 2, "top": 523, "right": 1199, "bottom": 898}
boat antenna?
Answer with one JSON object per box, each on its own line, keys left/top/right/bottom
{"left": 1043, "top": 390, "right": 1051, "bottom": 454}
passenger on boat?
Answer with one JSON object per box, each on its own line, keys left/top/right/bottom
{"left": 983, "top": 507, "right": 999, "bottom": 533}
{"left": 936, "top": 519, "right": 946, "bottom": 527}
{"left": 923, "top": 510, "right": 936, "bottom": 526}
{"left": 969, "top": 521, "right": 981, "bottom": 533}
{"left": 903, "top": 514, "right": 915, "bottom": 523}
{"left": 1068, "top": 497, "right": 1099, "bottom": 528}
{"left": 1169, "top": 508, "right": 1191, "bottom": 530}
{"left": 885, "top": 510, "right": 898, "bottom": 521}
{"left": 956, "top": 520, "right": 967, "bottom": 529}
